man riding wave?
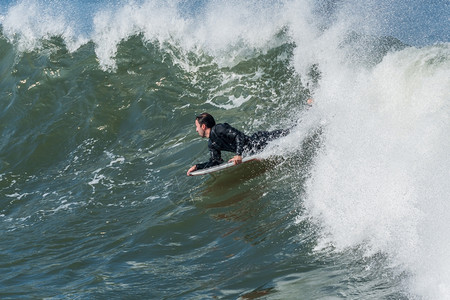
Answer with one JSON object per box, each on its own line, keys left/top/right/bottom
{"left": 187, "top": 113, "right": 290, "bottom": 176}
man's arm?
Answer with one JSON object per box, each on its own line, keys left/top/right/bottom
{"left": 230, "top": 127, "right": 245, "bottom": 165}
{"left": 197, "top": 147, "right": 223, "bottom": 169}
{"left": 187, "top": 147, "right": 223, "bottom": 176}
{"left": 187, "top": 165, "right": 197, "bottom": 176}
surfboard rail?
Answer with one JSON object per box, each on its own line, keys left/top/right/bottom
{"left": 189, "top": 156, "right": 260, "bottom": 176}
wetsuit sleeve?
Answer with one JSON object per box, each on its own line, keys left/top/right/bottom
{"left": 195, "top": 147, "right": 224, "bottom": 170}
{"left": 235, "top": 133, "right": 245, "bottom": 156}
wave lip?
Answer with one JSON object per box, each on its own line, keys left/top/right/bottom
{"left": 0, "top": 0, "right": 90, "bottom": 52}
{"left": 1, "top": 0, "right": 292, "bottom": 71}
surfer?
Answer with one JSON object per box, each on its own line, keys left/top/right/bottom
{"left": 186, "top": 113, "right": 290, "bottom": 176}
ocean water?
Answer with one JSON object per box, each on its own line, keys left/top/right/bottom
{"left": 0, "top": 0, "right": 449, "bottom": 299}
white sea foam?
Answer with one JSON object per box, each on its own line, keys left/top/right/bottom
{"left": 1, "top": 0, "right": 291, "bottom": 70}
{"left": 261, "top": 2, "right": 450, "bottom": 298}
{"left": 0, "top": 0, "right": 88, "bottom": 52}
{"left": 300, "top": 40, "right": 450, "bottom": 299}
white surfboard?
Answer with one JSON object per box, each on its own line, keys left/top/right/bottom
{"left": 190, "top": 156, "right": 260, "bottom": 176}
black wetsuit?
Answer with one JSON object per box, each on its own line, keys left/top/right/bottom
{"left": 195, "top": 123, "right": 289, "bottom": 170}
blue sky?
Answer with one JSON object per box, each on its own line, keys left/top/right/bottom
{"left": 376, "top": 0, "right": 449, "bottom": 45}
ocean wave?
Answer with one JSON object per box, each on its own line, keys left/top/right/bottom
{"left": 0, "top": 0, "right": 449, "bottom": 298}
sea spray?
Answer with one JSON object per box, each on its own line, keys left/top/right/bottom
{"left": 303, "top": 43, "right": 450, "bottom": 299}
{"left": 275, "top": 1, "right": 450, "bottom": 298}
{"left": 0, "top": 0, "right": 91, "bottom": 52}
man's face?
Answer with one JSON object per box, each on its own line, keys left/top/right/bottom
{"left": 195, "top": 120, "right": 206, "bottom": 138}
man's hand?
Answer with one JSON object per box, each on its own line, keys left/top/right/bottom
{"left": 229, "top": 155, "right": 243, "bottom": 165}
{"left": 187, "top": 165, "right": 197, "bottom": 176}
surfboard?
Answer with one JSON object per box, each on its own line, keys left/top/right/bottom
{"left": 189, "top": 156, "right": 260, "bottom": 176}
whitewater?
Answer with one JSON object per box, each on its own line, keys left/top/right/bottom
{"left": 1, "top": 0, "right": 449, "bottom": 299}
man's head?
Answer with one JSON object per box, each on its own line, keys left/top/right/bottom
{"left": 195, "top": 113, "right": 215, "bottom": 138}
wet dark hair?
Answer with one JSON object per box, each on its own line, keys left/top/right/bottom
{"left": 196, "top": 113, "right": 216, "bottom": 128}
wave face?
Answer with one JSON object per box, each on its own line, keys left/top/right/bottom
{"left": 1, "top": 0, "right": 449, "bottom": 299}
